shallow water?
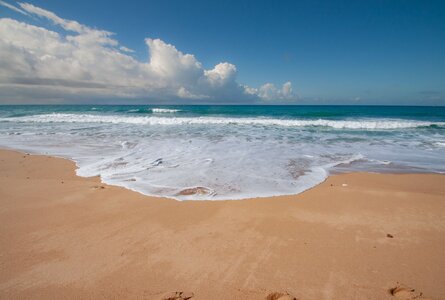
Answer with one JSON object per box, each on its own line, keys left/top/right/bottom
{"left": 0, "top": 105, "right": 444, "bottom": 200}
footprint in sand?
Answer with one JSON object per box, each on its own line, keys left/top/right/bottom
{"left": 161, "top": 291, "right": 194, "bottom": 300}
{"left": 389, "top": 283, "right": 430, "bottom": 299}
{"left": 91, "top": 185, "right": 105, "bottom": 190}
{"left": 266, "top": 292, "right": 298, "bottom": 300}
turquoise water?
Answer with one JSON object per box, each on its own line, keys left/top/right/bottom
{"left": 0, "top": 105, "right": 444, "bottom": 200}
{"left": 1, "top": 105, "right": 445, "bottom": 120}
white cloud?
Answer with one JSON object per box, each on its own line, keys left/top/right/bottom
{"left": 203, "top": 62, "right": 237, "bottom": 88}
{"left": 0, "top": 0, "right": 29, "bottom": 16}
{"left": 119, "top": 46, "right": 134, "bottom": 53}
{"left": 146, "top": 38, "right": 202, "bottom": 84}
{"left": 281, "top": 81, "right": 293, "bottom": 98}
{"left": 0, "top": 2, "right": 296, "bottom": 103}
{"left": 258, "top": 82, "right": 295, "bottom": 101}
{"left": 177, "top": 87, "right": 209, "bottom": 99}
{"left": 19, "top": 2, "right": 89, "bottom": 33}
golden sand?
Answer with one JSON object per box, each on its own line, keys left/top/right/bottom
{"left": 1, "top": 149, "right": 444, "bottom": 299}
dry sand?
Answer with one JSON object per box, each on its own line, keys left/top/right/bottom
{"left": 0, "top": 149, "right": 444, "bottom": 299}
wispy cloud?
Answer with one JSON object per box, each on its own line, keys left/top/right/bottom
{"left": 0, "top": 2, "right": 296, "bottom": 103}
{"left": 119, "top": 46, "right": 135, "bottom": 53}
{"left": 18, "top": 2, "right": 87, "bottom": 33}
{"left": 0, "top": 0, "right": 29, "bottom": 16}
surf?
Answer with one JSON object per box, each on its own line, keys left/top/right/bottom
{"left": 3, "top": 113, "right": 444, "bottom": 130}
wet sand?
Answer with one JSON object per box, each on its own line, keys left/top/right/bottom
{"left": 0, "top": 149, "right": 444, "bottom": 299}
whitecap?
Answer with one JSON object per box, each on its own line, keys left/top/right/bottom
{"left": 4, "top": 113, "right": 444, "bottom": 130}
{"left": 151, "top": 108, "right": 181, "bottom": 113}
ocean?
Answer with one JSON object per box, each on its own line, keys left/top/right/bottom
{"left": 0, "top": 105, "right": 444, "bottom": 200}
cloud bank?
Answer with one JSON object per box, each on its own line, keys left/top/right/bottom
{"left": 0, "top": 2, "right": 296, "bottom": 103}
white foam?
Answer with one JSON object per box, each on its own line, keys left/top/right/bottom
{"left": 369, "top": 159, "right": 392, "bottom": 165}
{"left": 3, "top": 113, "right": 444, "bottom": 129}
{"left": 1, "top": 111, "right": 444, "bottom": 201}
{"left": 151, "top": 108, "right": 181, "bottom": 113}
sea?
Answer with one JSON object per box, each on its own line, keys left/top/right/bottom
{"left": 0, "top": 105, "right": 444, "bottom": 200}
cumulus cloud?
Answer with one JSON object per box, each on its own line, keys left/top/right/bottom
{"left": 204, "top": 63, "right": 237, "bottom": 88}
{"left": 252, "top": 81, "right": 295, "bottom": 101}
{"left": 0, "top": 2, "right": 296, "bottom": 103}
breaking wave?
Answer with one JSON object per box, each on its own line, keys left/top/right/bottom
{"left": 3, "top": 113, "right": 444, "bottom": 129}
{"left": 151, "top": 108, "right": 181, "bottom": 113}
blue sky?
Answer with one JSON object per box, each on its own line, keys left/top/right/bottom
{"left": 1, "top": 0, "right": 444, "bottom": 104}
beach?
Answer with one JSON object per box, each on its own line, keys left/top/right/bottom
{"left": 1, "top": 148, "right": 444, "bottom": 299}
{"left": 1, "top": 0, "right": 445, "bottom": 298}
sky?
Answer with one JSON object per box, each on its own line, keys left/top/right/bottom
{"left": 0, "top": 0, "right": 444, "bottom": 105}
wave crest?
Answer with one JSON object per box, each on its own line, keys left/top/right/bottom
{"left": 151, "top": 108, "right": 180, "bottom": 113}
{"left": 3, "top": 113, "right": 444, "bottom": 129}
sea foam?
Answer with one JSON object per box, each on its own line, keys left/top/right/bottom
{"left": 0, "top": 106, "right": 444, "bottom": 200}
{"left": 151, "top": 108, "right": 181, "bottom": 113}
{"left": 3, "top": 113, "right": 444, "bottom": 129}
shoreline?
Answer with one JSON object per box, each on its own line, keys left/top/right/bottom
{"left": 0, "top": 146, "right": 442, "bottom": 201}
{"left": 1, "top": 148, "right": 445, "bottom": 299}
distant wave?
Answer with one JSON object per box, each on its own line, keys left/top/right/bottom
{"left": 151, "top": 108, "right": 181, "bottom": 113}
{"left": 3, "top": 113, "right": 445, "bottom": 129}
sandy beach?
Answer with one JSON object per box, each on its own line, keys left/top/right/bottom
{"left": 0, "top": 148, "right": 444, "bottom": 299}
{"left": 2, "top": 0, "right": 445, "bottom": 299}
